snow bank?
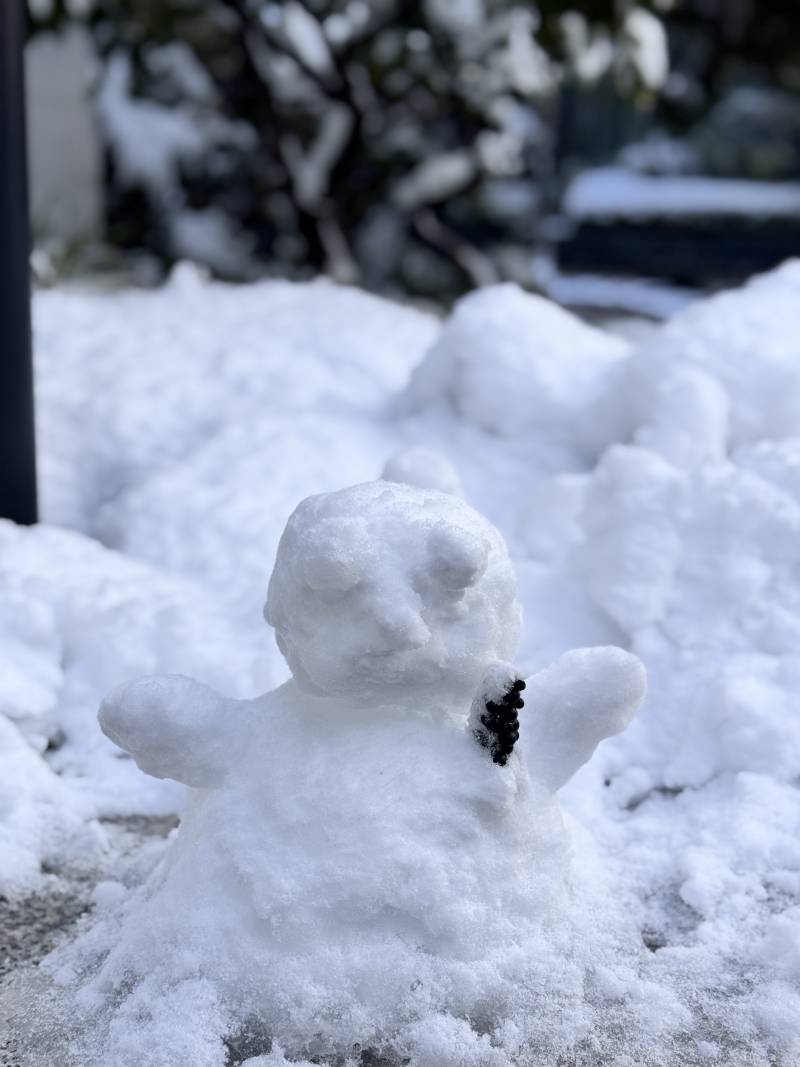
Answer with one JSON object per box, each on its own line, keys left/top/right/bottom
{"left": 621, "top": 260, "right": 800, "bottom": 452}
{"left": 35, "top": 269, "right": 438, "bottom": 531}
{"left": 0, "top": 713, "right": 101, "bottom": 897}
{"left": 0, "top": 518, "right": 261, "bottom": 849}
{"left": 8, "top": 263, "right": 800, "bottom": 1064}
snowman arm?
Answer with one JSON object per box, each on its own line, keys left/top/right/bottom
{"left": 99, "top": 674, "right": 235, "bottom": 788}
{"left": 524, "top": 647, "right": 646, "bottom": 792}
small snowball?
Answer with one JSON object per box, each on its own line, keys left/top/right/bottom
{"left": 382, "top": 446, "right": 464, "bottom": 496}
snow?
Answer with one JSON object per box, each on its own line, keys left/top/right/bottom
{"left": 382, "top": 446, "right": 465, "bottom": 496}
{"left": 403, "top": 283, "right": 628, "bottom": 456}
{"left": 0, "top": 712, "right": 102, "bottom": 897}
{"left": 97, "top": 54, "right": 208, "bottom": 192}
{"left": 536, "top": 264, "right": 700, "bottom": 320}
{"left": 265, "top": 481, "right": 520, "bottom": 704}
{"left": 7, "top": 262, "right": 800, "bottom": 1064}
{"left": 393, "top": 150, "right": 477, "bottom": 211}
{"left": 564, "top": 165, "right": 800, "bottom": 221}
{"left": 623, "top": 8, "right": 669, "bottom": 91}
{"left": 60, "top": 482, "right": 645, "bottom": 1065}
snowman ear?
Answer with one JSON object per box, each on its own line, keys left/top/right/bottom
{"left": 427, "top": 523, "right": 490, "bottom": 591}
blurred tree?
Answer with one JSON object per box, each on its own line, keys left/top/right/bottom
{"left": 655, "top": 0, "right": 800, "bottom": 180}
{"left": 28, "top": 0, "right": 665, "bottom": 296}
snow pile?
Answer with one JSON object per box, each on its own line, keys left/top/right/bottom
{"left": 0, "top": 518, "right": 261, "bottom": 856}
{"left": 35, "top": 269, "right": 437, "bottom": 532}
{"left": 622, "top": 259, "right": 800, "bottom": 451}
{"left": 0, "top": 712, "right": 100, "bottom": 898}
{"left": 404, "top": 282, "right": 628, "bottom": 458}
{"left": 6, "top": 264, "right": 800, "bottom": 1064}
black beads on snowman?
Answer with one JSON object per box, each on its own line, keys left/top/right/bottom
{"left": 475, "top": 679, "right": 525, "bottom": 766}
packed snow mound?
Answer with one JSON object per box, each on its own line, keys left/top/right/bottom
{"left": 35, "top": 268, "right": 438, "bottom": 530}
{"left": 404, "top": 283, "right": 628, "bottom": 454}
{"left": 35, "top": 483, "right": 646, "bottom": 1066}
{"left": 623, "top": 258, "right": 800, "bottom": 460}
{"left": 266, "top": 481, "right": 520, "bottom": 703}
{"left": 580, "top": 442, "right": 800, "bottom": 786}
{"left": 91, "top": 412, "right": 395, "bottom": 634}
{"left": 0, "top": 587, "right": 61, "bottom": 748}
{"left": 0, "top": 518, "right": 261, "bottom": 836}
{"left": 0, "top": 714, "right": 103, "bottom": 897}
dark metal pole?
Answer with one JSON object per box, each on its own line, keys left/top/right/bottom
{"left": 0, "top": 0, "right": 37, "bottom": 524}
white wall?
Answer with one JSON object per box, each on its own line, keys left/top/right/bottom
{"left": 26, "top": 26, "right": 103, "bottom": 245}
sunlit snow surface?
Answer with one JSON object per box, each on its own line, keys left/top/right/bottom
{"left": 7, "top": 264, "right": 800, "bottom": 1064}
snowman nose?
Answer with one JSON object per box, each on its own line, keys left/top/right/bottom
{"left": 373, "top": 603, "right": 430, "bottom": 651}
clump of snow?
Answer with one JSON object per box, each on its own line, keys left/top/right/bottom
{"left": 35, "top": 481, "right": 645, "bottom": 1065}
{"left": 0, "top": 517, "right": 261, "bottom": 839}
{"left": 382, "top": 445, "right": 464, "bottom": 496}
{"left": 0, "top": 588, "right": 61, "bottom": 748}
{"left": 621, "top": 260, "right": 800, "bottom": 452}
{"left": 580, "top": 441, "right": 800, "bottom": 785}
{"left": 403, "top": 283, "right": 628, "bottom": 459}
{"left": 0, "top": 713, "right": 103, "bottom": 897}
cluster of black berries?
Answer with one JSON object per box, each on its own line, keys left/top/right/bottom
{"left": 475, "top": 679, "right": 525, "bottom": 766}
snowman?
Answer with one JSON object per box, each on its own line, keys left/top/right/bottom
{"left": 92, "top": 480, "right": 646, "bottom": 1065}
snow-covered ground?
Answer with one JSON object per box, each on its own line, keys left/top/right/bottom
{"left": 5, "top": 262, "right": 800, "bottom": 1064}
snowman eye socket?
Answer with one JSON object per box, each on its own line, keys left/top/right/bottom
{"left": 426, "top": 525, "right": 490, "bottom": 592}
{"left": 301, "top": 549, "right": 362, "bottom": 595}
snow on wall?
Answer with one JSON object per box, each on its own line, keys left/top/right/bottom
{"left": 564, "top": 165, "right": 800, "bottom": 221}
{"left": 7, "top": 263, "right": 800, "bottom": 1064}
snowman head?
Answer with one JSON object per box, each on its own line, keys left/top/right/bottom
{"left": 266, "top": 481, "right": 521, "bottom": 705}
